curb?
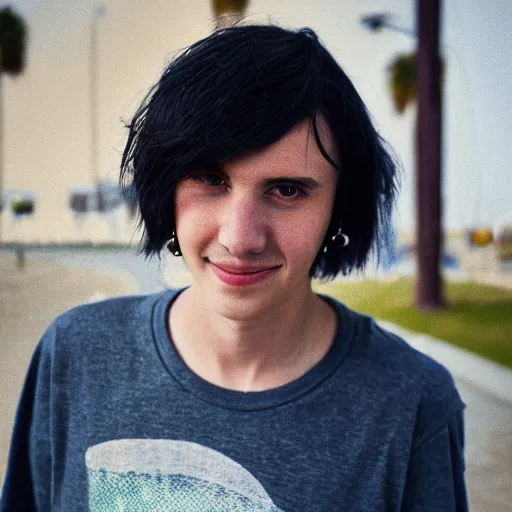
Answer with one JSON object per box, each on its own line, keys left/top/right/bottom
{"left": 377, "top": 320, "right": 512, "bottom": 405}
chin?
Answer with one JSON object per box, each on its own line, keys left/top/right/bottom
{"left": 196, "top": 278, "right": 276, "bottom": 320}
{"left": 208, "top": 289, "right": 273, "bottom": 321}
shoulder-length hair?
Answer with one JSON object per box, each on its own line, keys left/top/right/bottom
{"left": 121, "top": 24, "right": 400, "bottom": 281}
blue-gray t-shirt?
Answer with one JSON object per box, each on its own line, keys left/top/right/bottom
{"left": 1, "top": 289, "right": 468, "bottom": 511}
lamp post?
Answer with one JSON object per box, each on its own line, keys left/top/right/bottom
{"left": 90, "top": 5, "right": 106, "bottom": 211}
{"left": 360, "top": 13, "right": 415, "bottom": 37}
{"left": 361, "top": 3, "right": 444, "bottom": 311}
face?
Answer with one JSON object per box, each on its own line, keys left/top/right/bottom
{"left": 174, "top": 117, "right": 338, "bottom": 321}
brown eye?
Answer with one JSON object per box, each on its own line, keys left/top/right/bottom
{"left": 191, "top": 172, "right": 225, "bottom": 187}
{"left": 277, "top": 186, "right": 299, "bottom": 197}
{"left": 203, "top": 174, "right": 224, "bottom": 186}
{"left": 274, "top": 185, "right": 306, "bottom": 199}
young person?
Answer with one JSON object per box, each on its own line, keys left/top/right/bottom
{"left": 1, "top": 25, "right": 468, "bottom": 511}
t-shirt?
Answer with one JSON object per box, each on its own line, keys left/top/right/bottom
{"left": 0, "top": 288, "right": 468, "bottom": 511}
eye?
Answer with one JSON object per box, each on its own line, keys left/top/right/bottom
{"left": 273, "top": 185, "right": 306, "bottom": 199}
{"left": 190, "top": 172, "right": 225, "bottom": 187}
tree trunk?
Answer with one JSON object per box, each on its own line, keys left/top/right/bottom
{"left": 415, "top": 0, "right": 445, "bottom": 311}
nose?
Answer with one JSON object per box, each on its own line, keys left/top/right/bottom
{"left": 218, "top": 196, "right": 267, "bottom": 257}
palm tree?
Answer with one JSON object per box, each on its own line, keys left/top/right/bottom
{"left": 211, "top": 0, "right": 249, "bottom": 30}
{"left": 0, "top": 6, "right": 28, "bottom": 240}
{"left": 387, "top": 0, "right": 445, "bottom": 311}
{"left": 388, "top": 53, "right": 417, "bottom": 114}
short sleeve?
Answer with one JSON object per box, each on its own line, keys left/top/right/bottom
{"left": 401, "top": 407, "right": 468, "bottom": 511}
{"left": 0, "top": 326, "right": 55, "bottom": 512}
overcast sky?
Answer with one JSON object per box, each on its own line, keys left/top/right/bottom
{"left": 3, "top": 0, "right": 512, "bottom": 238}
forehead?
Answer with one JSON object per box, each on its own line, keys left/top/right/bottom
{"left": 222, "top": 116, "right": 338, "bottom": 179}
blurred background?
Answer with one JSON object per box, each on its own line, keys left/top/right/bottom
{"left": 0, "top": 0, "right": 511, "bottom": 509}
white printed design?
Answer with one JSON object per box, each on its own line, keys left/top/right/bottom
{"left": 85, "top": 439, "right": 284, "bottom": 511}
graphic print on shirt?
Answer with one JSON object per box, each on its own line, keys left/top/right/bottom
{"left": 85, "top": 439, "right": 285, "bottom": 511}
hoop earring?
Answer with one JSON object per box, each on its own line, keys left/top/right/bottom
{"left": 166, "top": 231, "right": 182, "bottom": 257}
{"left": 323, "top": 226, "right": 349, "bottom": 253}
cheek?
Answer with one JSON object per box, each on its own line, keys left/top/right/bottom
{"left": 286, "top": 202, "right": 332, "bottom": 246}
{"left": 176, "top": 209, "right": 212, "bottom": 250}
{"left": 275, "top": 220, "right": 325, "bottom": 264}
{"left": 174, "top": 186, "right": 213, "bottom": 246}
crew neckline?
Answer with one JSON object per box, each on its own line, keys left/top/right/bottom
{"left": 152, "top": 288, "right": 356, "bottom": 411}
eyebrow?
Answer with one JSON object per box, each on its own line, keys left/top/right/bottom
{"left": 208, "top": 164, "right": 321, "bottom": 189}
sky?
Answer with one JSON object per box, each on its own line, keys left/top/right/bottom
{"left": 2, "top": 0, "right": 512, "bottom": 242}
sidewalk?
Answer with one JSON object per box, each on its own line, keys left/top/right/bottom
{"left": 0, "top": 252, "right": 137, "bottom": 488}
{"left": 379, "top": 321, "right": 512, "bottom": 512}
{"left": 378, "top": 321, "right": 512, "bottom": 404}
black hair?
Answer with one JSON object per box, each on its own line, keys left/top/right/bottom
{"left": 120, "top": 24, "right": 400, "bottom": 280}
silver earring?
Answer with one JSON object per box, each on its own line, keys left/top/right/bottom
{"left": 166, "top": 231, "right": 182, "bottom": 257}
{"left": 323, "top": 226, "right": 349, "bottom": 253}
{"left": 332, "top": 227, "right": 350, "bottom": 247}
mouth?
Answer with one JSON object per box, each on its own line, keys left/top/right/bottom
{"left": 213, "top": 265, "right": 277, "bottom": 275}
{"left": 206, "top": 260, "right": 280, "bottom": 286}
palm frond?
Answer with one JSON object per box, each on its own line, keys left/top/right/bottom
{"left": 387, "top": 53, "right": 417, "bottom": 114}
{"left": 211, "top": 0, "right": 249, "bottom": 17}
{"left": 0, "top": 6, "right": 28, "bottom": 75}
{"left": 387, "top": 52, "right": 445, "bottom": 114}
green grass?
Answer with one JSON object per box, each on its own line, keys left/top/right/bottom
{"left": 313, "top": 277, "right": 512, "bottom": 369}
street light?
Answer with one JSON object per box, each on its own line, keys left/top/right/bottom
{"left": 360, "top": 13, "right": 416, "bottom": 37}
{"left": 90, "top": 5, "right": 106, "bottom": 211}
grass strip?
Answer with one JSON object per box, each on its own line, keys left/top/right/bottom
{"left": 314, "top": 277, "right": 512, "bottom": 369}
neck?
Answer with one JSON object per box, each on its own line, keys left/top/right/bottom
{"left": 168, "top": 286, "right": 336, "bottom": 392}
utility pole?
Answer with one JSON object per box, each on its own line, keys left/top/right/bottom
{"left": 90, "top": 5, "right": 105, "bottom": 211}
{"left": 361, "top": 5, "right": 445, "bottom": 311}
{"left": 416, "top": 0, "right": 444, "bottom": 310}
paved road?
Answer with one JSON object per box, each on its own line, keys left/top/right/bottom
{"left": 9, "top": 246, "right": 168, "bottom": 295}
